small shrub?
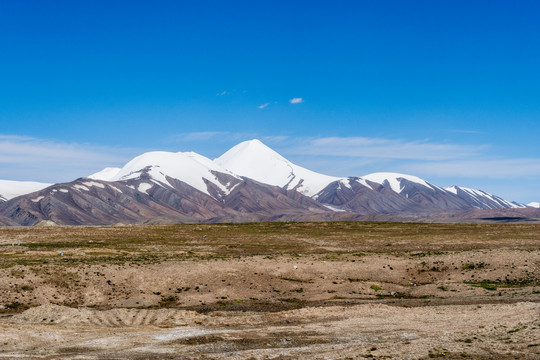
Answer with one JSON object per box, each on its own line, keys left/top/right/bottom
{"left": 465, "top": 281, "right": 497, "bottom": 291}
{"left": 158, "top": 295, "right": 179, "bottom": 307}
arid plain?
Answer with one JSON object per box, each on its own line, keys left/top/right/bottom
{"left": 0, "top": 222, "right": 538, "bottom": 359}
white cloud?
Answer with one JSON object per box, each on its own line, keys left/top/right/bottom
{"left": 286, "top": 136, "right": 485, "bottom": 161}
{"left": 257, "top": 103, "right": 270, "bottom": 109}
{"left": 274, "top": 136, "right": 540, "bottom": 182}
{"left": 289, "top": 97, "right": 304, "bottom": 104}
{"left": 402, "top": 158, "right": 540, "bottom": 179}
{"left": 216, "top": 91, "right": 229, "bottom": 96}
{"left": 0, "top": 134, "right": 137, "bottom": 182}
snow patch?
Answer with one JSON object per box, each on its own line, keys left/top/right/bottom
{"left": 83, "top": 181, "right": 105, "bottom": 189}
{"left": 31, "top": 196, "right": 44, "bottom": 202}
{"left": 73, "top": 184, "right": 90, "bottom": 192}
{"left": 323, "top": 204, "right": 346, "bottom": 212}
{"left": 108, "top": 185, "right": 122, "bottom": 193}
{"left": 339, "top": 179, "right": 351, "bottom": 189}
{"left": 138, "top": 183, "right": 152, "bottom": 194}
{"left": 527, "top": 202, "right": 540, "bottom": 208}
{"left": 59, "top": 189, "right": 69, "bottom": 193}
{"left": 361, "top": 172, "right": 434, "bottom": 193}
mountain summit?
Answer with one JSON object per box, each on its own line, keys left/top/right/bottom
{"left": 215, "top": 139, "right": 340, "bottom": 196}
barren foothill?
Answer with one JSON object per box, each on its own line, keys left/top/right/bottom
{"left": 0, "top": 222, "right": 538, "bottom": 359}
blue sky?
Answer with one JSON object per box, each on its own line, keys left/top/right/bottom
{"left": 1, "top": 1, "right": 539, "bottom": 203}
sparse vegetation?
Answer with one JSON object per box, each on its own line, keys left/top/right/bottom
{"left": 465, "top": 278, "right": 538, "bottom": 290}
{"left": 461, "top": 262, "right": 485, "bottom": 270}
{"left": 0, "top": 222, "right": 537, "bottom": 358}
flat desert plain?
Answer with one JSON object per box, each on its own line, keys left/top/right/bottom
{"left": 0, "top": 222, "right": 538, "bottom": 359}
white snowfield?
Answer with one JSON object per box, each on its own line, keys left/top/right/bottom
{"left": 527, "top": 202, "right": 540, "bottom": 208}
{"left": 89, "top": 151, "right": 241, "bottom": 198}
{"left": 215, "top": 139, "right": 341, "bottom": 197}
{"left": 0, "top": 180, "right": 52, "bottom": 201}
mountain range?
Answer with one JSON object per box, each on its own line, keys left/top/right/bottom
{"left": 0, "top": 139, "right": 538, "bottom": 226}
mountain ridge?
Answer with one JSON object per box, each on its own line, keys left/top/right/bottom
{"left": 0, "top": 139, "right": 536, "bottom": 226}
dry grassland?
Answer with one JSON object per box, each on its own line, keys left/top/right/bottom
{"left": 0, "top": 222, "right": 538, "bottom": 359}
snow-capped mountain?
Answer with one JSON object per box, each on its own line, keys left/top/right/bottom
{"left": 215, "top": 139, "right": 341, "bottom": 197}
{"left": 0, "top": 180, "right": 52, "bottom": 202}
{"left": 0, "top": 144, "right": 333, "bottom": 225}
{"left": 0, "top": 139, "right": 534, "bottom": 225}
{"left": 89, "top": 151, "right": 241, "bottom": 200}
{"left": 314, "top": 173, "right": 473, "bottom": 214}
{"left": 445, "top": 186, "right": 525, "bottom": 209}
{"left": 528, "top": 202, "right": 540, "bottom": 208}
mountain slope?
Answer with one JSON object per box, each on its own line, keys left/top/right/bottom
{"left": 0, "top": 174, "right": 332, "bottom": 226}
{"left": 445, "top": 186, "right": 525, "bottom": 209}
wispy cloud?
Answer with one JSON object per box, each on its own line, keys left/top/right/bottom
{"left": 270, "top": 135, "right": 540, "bottom": 183}
{"left": 289, "top": 97, "right": 304, "bottom": 104}
{"left": 175, "top": 132, "right": 229, "bottom": 142}
{"left": 0, "top": 134, "right": 137, "bottom": 182}
{"left": 286, "top": 136, "right": 485, "bottom": 161}
{"left": 259, "top": 135, "right": 290, "bottom": 143}
{"left": 257, "top": 103, "right": 270, "bottom": 109}
{"left": 216, "top": 90, "right": 229, "bottom": 96}
{"left": 169, "top": 131, "right": 256, "bottom": 144}
{"left": 402, "top": 158, "right": 540, "bottom": 179}
{"left": 5, "top": 132, "right": 534, "bottom": 187}
{"left": 443, "top": 129, "right": 485, "bottom": 134}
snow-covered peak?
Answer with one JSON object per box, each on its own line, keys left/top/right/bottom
{"left": 527, "top": 202, "right": 540, "bottom": 208}
{"left": 0, "top": 180, "right": 52, "bottom": 201}
{"left": 215, "top": 139, "right": 340, "bottom": 196}
{"left": 217, "top": 139, "right": 288, "bottom": 163}
{"left": 103, "top": 151, "right": 240, "bottom": 197}
{"left": 361, "top": 172, "right": 434, "bottom": 193}
{"left": 88, "top": 167, "right": 122, "bottom": 181}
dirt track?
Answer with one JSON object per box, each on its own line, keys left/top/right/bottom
{"left": 0, "top": 222, "right": 538, "bottom": 358}
{"left": 1, "top": 301, "right": 538, "bottom": 359}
